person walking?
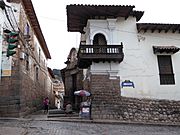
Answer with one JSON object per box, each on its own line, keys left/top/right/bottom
{"left": 43, "top": 97, "right": 49, "bottom": 114}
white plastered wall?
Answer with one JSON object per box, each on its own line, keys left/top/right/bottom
{"left": 83, "top": 16, "right": 180, "bottom": 100}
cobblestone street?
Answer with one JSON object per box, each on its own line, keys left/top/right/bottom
{"left": 1, "top": 118, "right": 180, "bottom": 135}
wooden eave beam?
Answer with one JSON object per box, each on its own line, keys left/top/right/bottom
{"left": 151, "top": 25, "right": 157, "bottom": 33}
{"left": 165, "top": 25, "right": 172, "bottom": 33}
{"left": 124, "top": 7, "right": 134, "bottom": 20}
{"left": 172, "top": 25, "right": 180, "bottom": 33}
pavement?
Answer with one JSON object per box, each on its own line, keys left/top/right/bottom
{"left": 1, "top": 110, "right": 180, "bottom": 135}
{"left": 1, "top": 109, "right": 180, "bottom": 127}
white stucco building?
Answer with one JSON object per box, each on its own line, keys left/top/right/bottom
{"left": 86, "top": 18, "right": 180, "bottom": 100}
{"left": 67, "top": 5, "right": 180, "bottom": 101}
{"left": 65, "top": 4, "right": 180, "bottom": 122}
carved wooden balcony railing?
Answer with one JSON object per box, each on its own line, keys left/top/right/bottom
{"left": 77, "top": 44, "right": 124, "bottom": 68}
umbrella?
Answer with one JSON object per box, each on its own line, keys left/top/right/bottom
{"left": 74, "top": 90, "right": 91, "bottom": 97}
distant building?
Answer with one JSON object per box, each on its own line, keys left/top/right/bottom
{"left": 61, "top": 48, "right": 83, "bottom": 110}
{"left": 0, "top": 0, "right": 52, "bottom": 117}
{"left": 52, "top": 69, "right": 64, "bottom": 109}
{"left": 47, "top": 67, "right": 56, "bottom": 109}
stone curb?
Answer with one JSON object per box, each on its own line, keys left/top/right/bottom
{"left": 42, "top": 118, "right": 180, "bottom": 127}
{"left": 1, "top": 117, "right": 180, "bottom": 127}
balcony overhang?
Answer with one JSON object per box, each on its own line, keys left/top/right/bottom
{"left": 67, "top": 4, "right": 144, "bottom": 33}
{"left": 77, "top": 44, "right": 124, "bottom": 68}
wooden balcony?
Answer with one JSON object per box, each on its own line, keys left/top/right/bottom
{"left": 77, "top": 44, "right": 124, "bottom": 68}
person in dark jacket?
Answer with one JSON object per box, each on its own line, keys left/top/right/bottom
{"left": 43, "top": 97, "right": 49, "bottom": 113}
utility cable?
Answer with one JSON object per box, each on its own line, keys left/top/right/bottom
{"left": 4, "top": 7, "right": 15, "bottom": 31}
{"left": 9, "top": 6, "right": 19, "bottom": 28}
{"left": 6, "top": 7, "right": 16, "bottom": 30}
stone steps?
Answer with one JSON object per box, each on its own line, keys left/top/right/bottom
{"left": 47, "top": 109, "right": 79, "bottom": 118}
{"left": 48, "top": 109, "right": 65, "bottom": 114}
{"left": 47, "top": 112, "right": 79, "bottom": 118}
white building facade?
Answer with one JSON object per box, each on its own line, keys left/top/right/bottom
{"left": 67, "top": 5, "right": 180, "bottom": 101}
{"left": 84, "top": 17, "right": 180, "bottom": 100}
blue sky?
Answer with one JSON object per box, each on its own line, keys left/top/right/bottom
{"left": 32, "top": 0, "right": 180, "bottom": 69}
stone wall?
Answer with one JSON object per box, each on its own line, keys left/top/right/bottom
{"left": 90, "top": 74, "right": 180, "bottom": 124}
{"left": 0, "top": 64, "right": 48, "bottom": 117}
{"left": 0, "top": 65, "right": 21, "bottom": 117}
{"left": 19, "top": 71, "right": 45, "bottom": 116}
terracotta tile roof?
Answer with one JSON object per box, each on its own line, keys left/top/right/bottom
{"left": 137, "top": 23, "right": 180, "bottom": 33}
{"left": 67, "top": 4, "right": 144, "bottom": 33}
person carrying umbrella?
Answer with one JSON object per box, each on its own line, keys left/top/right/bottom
{"left": 74, "top": 90, "right": 92, "bottom": 119}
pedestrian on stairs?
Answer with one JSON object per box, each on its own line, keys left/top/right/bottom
{"left": 65, "top": 102, "right": 72, "bottom": 114}
{"left": 43, "top": 97, "right": 49, "bottom": 114}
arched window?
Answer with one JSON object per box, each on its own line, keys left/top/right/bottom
{"left": 93, "top": 33, "right": 107, "bottom": 45}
